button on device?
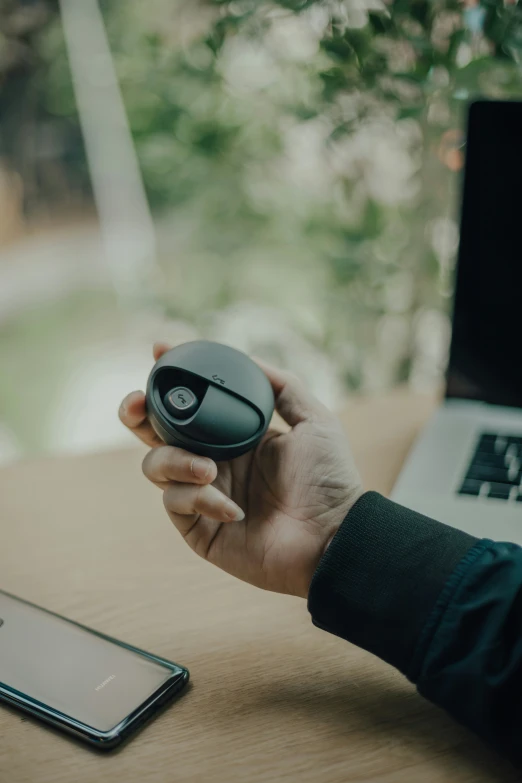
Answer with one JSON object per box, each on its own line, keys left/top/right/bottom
{"left": 164, "top": 387, "right": 198, "bottom": 419}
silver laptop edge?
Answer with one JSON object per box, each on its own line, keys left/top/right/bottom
{"left": 391, "top": 100, "right": 522, "bottom": 543}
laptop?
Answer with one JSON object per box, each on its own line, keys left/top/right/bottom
{"left": 392, "top": 100, "right": 522, "bottom": 542}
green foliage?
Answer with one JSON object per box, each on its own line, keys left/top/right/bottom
{"left": 4, "top": 0, "right": 522, "bottom": 391}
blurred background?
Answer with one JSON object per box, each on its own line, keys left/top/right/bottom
{"left": 1, "top": 0, "right": 521, "bottom": 461}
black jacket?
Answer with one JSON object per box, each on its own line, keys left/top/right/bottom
{"left": 308, "top": 492, "right": 522, "bottom": 765}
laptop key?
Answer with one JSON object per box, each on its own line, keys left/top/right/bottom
{"left": 471, "top": 453, "right": 510, "bottom": 469}
{"left": 505, "top": 444, "right": 519, "bottom": 461}
{"left": 466, "top": 465, "right": 512, "bottom": 483}
{"left": 476, "top": 434, "right": 497, "bottom": 454}
{"left": 507, "top": 461, "right": 520, "bottom": 483}
{"left": 495, "top": 436, "right": 508, "bottom": 455}
{"left": 507, "top": 436, "right": 522, "bottom": 446}
{"left": 459, "top": 479, "right": 483, "bottom": 496}
{"left": 488, "top": 483, "right": 512, "bottom": 500}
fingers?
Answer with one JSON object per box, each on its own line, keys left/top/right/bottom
{"left": 119, "top": 390, "right": 163, "bottom": 447}
{"left": 153, "top": 341, "right": 172, "bottom": 361}
{"left": 163, "top": 482, "right": 245, "bottom": 524}
{"left": 253, "top": 358, "right": 328, "bottom": 427}
{"left": 142, "top": 445, "right": 244, "bottom": 526}
{"left": 119, "top": 343, "right": 172, "bottom": 447}
{"left": 142, "top": 445, "right": 217, "bottom": 485}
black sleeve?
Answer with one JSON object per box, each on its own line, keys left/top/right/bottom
{"left": 308, "top": 491, "right": 522, "bottom": 765}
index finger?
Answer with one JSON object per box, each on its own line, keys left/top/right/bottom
{"left": 153, "top": 341, "right": 172, "bottom": 361}
{"left": 119, "top": 342, "right": 173, "bottom": 447}
{"left": 119, "top": 391, "right": 163, "bottom": 447}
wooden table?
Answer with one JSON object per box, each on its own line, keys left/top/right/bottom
{"left": 0, "top": 390, "right": 519, "bottom": 783}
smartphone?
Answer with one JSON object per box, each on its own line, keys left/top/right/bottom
{"left": 0, "top": 589, "right": 189, "bottom": 750}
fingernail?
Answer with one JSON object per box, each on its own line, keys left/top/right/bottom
{"left": 191, "top": 457, "right": 212, "bottom": 480}
{"left": 224, "top": 502, "right": 245, "bottom": 522}
{"left": 119, "top": 403, "right": 127, "bottom": 418}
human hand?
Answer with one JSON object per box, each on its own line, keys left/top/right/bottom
{"left": 119, "top": 343, "right": 363, "bottom": 599}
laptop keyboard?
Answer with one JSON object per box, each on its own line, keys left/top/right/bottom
{"left": 459, "top": 433, "right": 522, "bottom": 502}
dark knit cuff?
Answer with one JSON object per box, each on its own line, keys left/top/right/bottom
{"left": 307, "top": 492, "right": 478, "bottom": 674}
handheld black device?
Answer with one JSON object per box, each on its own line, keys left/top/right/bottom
{"left": 146, "top": 341, "right": 275, "bottom": 461}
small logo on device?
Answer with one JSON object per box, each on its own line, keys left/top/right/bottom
{"left": 94, "top": 674, "right": 116, "bottom": 692}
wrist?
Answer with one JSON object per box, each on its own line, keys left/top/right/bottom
{"left": 322, "top": 493, "right": 361, "bottom": 554}
{"left": 296, "top": 485, "right": 364, "bottom": 600}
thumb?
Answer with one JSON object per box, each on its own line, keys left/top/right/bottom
{"left": 153, "top": 341, "right": 172, "bottom": 361}
{"left": 252, "top": 358, "right": 328, "bottom": 427}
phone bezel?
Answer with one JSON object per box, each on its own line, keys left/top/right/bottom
{"left": 0, "top": 589, "right": 190, "bottom": 751}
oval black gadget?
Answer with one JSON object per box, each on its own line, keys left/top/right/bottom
{"left": 146, "top": 341, "right": 275, "bottom": 461}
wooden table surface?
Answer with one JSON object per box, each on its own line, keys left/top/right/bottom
{"left": 0, "top": 389, "right": 519, "bottom": 783}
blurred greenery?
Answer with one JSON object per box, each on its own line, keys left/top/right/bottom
{"left": 0, "top": 290, "right": 120, "bottom": 450}
{"left": 2, "top": 0, "right": 522, "bottom": 400}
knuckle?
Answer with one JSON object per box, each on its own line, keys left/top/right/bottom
{"left": 163, "top": 482, "right": 180, "bottom": 510}
{"left": 284, "top": 370, "right": 302, "bottom": 389}
{"left": 193, "top": 483, "right": 205, "bottom": 512}
{"left": 162, "top": 447, "right": 178, "bottom": 478}
{"left": 184, "top": 455, "right": 196, "bottom": 478}
{"left": 143, "top": 445, "right": 174, "bottom": 479}
{"left": 141, "top": 450, "right": 154, "bottom": 478}
{"left": 162, "top": 486, "right": 172, "bottom": 511}
{"left": 118, "top": 400, "right": 130, "bottom": 423}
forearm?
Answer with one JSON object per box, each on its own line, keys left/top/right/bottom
{"left": 308, "top": 492, "right": 522, "bottom": 764}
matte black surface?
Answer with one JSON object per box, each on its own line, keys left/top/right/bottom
{"left": 0, "top": 590, "right": 189, "bottom": 750}
{"left": 146, "top": 341, "right": 275, "bottom": 460}
{"left": 446, "top": 100, "right": 522, "bottom": 407}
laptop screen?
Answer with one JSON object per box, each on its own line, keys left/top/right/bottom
{"left": 446, "top": 100, "right": 522, "bottom": 408}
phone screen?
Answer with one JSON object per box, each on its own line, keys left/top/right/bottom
{"left": 0, "top": 591, "right": 178, "bottom": 733}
